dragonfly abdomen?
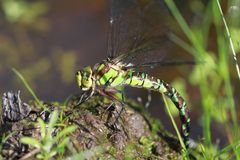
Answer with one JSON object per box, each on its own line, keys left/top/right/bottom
{"left": 125, "top": 71, "right": 190, "bottom": 147}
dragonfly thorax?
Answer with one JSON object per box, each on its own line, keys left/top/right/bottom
{"left": 75, "top": 66, "right": 93, "bottom": 91}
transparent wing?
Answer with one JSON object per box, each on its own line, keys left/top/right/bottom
{"left": 124, "top": 59, "right": 204, "bottom": 70}
{"left": 107, "top": 0, "right": 173, "bottom": 65}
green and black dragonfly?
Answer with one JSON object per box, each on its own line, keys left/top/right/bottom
{"left": 76, "top": 0, "right": 191, "bottom": 148}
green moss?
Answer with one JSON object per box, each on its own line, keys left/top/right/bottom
{"left": 1, "top": 94, "right": 184, "bottom": 159}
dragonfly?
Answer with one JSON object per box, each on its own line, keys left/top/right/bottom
{"left": 75, "top": 0, "right": 190, "bottom": 148}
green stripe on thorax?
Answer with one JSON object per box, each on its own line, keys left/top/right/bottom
{"left": 96, "top": 63, "right": 105, "bottom": 73}
{"left": 99, "top": 67, "right": 118, "bottom": 85}
{"left": 95, "top": 62, "right": 128, "bottom": 87}
{"left": 111, "top": 75, "right": 125, "bottom": 86}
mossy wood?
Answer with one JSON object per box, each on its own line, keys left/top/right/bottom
{"left": 0, "top": 91, "right": 183, "bottom": 159}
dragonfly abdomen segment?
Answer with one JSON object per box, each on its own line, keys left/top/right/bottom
{"left": 125, "top": 71, "right": 190, "bottom": 147}
{"left": 125, "top": 72, "right": 166, "bottom": 91}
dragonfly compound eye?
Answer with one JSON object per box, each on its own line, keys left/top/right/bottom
{"left": 75, "top": 71, "right": 82, "bottom": 87}
{"left": 81, "top": 66, "right": 93, "bottom": 91}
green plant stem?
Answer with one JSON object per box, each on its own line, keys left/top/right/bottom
{"left": 164, "top": 0, "right": 205, "bottom": 56}
{"left": 12, "top": 68, "right": 43, "bottom": 107}
{"left": 216, "top": 0, "right": 240, "bottom": 80}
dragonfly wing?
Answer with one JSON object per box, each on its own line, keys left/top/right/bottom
{"left": 123, "top": 59, "right": 204, "bottom": 71}
{"left": 107, "top": 0, "right": 172, "bottom": 64}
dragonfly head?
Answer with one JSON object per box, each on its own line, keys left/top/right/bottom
{"left": 76, "top": 66, "right": 93, "bottom": 91}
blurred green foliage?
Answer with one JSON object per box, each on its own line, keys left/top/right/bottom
{"left": 0, "top": 0, "right": 77, "bottom": 100}
{"left": 52, "top": 50, "right": 77, "bottom": 84}
{"left": 2, "top": 0, "right": 48, "bottom": 24}
{"left": 165, "top": 0, "right": 240, "bottom": 159}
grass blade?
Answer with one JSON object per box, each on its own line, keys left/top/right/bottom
{"left": 214, "top": 140, "right": 240, "bottom": 159}
{"left": 12, "top": 68, "right": 42, "bottom": 107}
{"left": 216, "top": 0, "right": 240, "bottom": 80}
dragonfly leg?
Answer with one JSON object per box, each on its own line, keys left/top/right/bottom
{"left": 98, "top": 87, "right": 126, "bottom": 124}
{"left": 137, "top": 90, "right": 152, "bottom": 109}
{"left": 145, "top": 90, "right": 152, "bottom": 108}
{"left": 76, "top": 89, "right": 95, "bottom": 106}
{"left": 105, "top": 101, "right": 115, "bottom": 111}
{"left": 113, "top": 100, "right": 125, "bottom": 124}
{"left": 76, "top": 92, "right": 87, "bottom": 106}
